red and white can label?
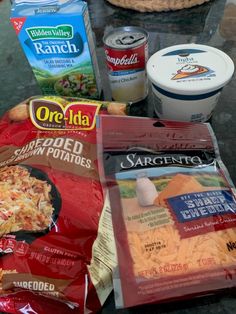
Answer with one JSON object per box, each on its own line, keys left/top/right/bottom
{"left": 104, "top": 28, "right": 148, "bottom": 103}
{"left": 105, "top": 45, "right": 146, "bottom": 72}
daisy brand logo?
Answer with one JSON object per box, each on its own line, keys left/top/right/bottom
{"left": 29, "top": 99, "right": 101, "bottom": 131}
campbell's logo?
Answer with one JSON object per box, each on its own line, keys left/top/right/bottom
{"left": 105, "top": 50, "right": 139, "bottom": 66}
{"left": 29, "top": 99, "right": 101, "bottom": 131}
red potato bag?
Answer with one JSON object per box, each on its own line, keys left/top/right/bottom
{"left": 98, "top": 116, "right": 236, "bottom": 309}
{"left": 0, "top": 96, "right": 124, "bottom": 313}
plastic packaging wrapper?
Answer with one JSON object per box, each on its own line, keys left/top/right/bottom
{"left": 0, "top": 96, "right": 127, "bottom": 313}
{"left": 98, "top": 116, "right": 236, "bottom": 309}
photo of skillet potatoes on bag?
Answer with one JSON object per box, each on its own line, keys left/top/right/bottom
{"left": 0, "top": 164, "right": 61, "bottom": 246}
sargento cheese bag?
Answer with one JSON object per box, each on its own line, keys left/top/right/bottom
{"left": 98, "top": 115, "right": 236, "bottom": 309}
{"left": 0, "top": 96, "right": 128, "bottom": 313}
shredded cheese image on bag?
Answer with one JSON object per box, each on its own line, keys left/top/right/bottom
{"left": 0, "top": 96, "right": 125, "bottom": 314}
{"left": 98, "top": 115, "right": 236, "bottom": 309}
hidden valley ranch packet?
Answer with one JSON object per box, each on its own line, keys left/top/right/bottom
{"left": 10, "top": 0, "right": 102, "bottom": 99}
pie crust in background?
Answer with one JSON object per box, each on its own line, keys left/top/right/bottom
{"left": 106, "top": 0, "right": 211, "bottom": 12}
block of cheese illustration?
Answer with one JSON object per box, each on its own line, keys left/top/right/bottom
{"left": 154, "top": 174, "right": 205, "bottom": 207}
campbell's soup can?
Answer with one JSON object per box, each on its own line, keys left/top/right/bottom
{"left": 103, "top": 26, "right": 148, "bottom": 103}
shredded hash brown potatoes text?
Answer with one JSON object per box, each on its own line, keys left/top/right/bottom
{"left": 0, "top": 165, "right": 54, "bottom": 236}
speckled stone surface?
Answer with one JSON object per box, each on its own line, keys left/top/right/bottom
{"left": 0, "top": 0, "right": 236, "bottom": 313}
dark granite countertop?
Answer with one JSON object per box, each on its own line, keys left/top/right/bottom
{"left": 1, "top": 0, "right": 236, "bottom": 313}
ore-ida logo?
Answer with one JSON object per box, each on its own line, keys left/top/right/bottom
{"left": 26, "top": 25, "right": 73, "bottom": 41}
{"left": 29, "top": 99, "right": 101, "bottom": 131}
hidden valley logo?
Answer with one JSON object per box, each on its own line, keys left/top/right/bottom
{"left": 25, "top": 24, "right": 84, "bottom": 59}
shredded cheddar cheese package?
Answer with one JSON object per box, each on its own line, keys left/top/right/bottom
{"left": 0, "top": 96, "right": 128, "bottom": 314}
{"left": 98, "top": 115, "right": 236, "bottom": 309}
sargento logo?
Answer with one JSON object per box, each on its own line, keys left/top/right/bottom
{"left": 29, "top": 99, "right": 101, "bottom": 131}
{"left": 120, "top": 153, "right": 203, "bottom": 169}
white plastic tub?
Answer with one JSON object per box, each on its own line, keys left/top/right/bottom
{"left": 147, "top": 44, "right": 234, "bottom": 122}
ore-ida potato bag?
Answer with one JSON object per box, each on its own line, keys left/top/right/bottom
{"left": 98, "top": 115, "right": 236, "bottom": 309}
{"left": 0, "top": 96, "right": 129, "bottom": 313}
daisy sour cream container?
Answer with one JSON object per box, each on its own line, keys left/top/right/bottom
{"left": 147, "top": 44, "right": 234, "bottom": 122}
